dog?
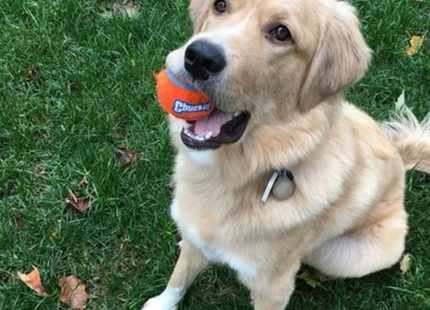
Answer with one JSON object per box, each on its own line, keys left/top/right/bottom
{"left": 142, "top": 0, "right": 430, "bottom": 309}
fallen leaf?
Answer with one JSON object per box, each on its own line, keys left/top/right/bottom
{"left": 113, "top": 0, "right": 139, "bottom": 18}
{"left": 297, "top": 270, "right": 323, "bottom": 289}
{"left": 66, "top": 190, "right": 91, "bottom": 212}
{"left": 59, "top": 275, "right": 88, "bottom": 309}
{"left": 26, "top": 69, "right": 43, "bottom": 85}
{"left": 400, "top": 253, "right": 412, "bottom": 276}
{"left": 17, "top": 267, "right": 48, "bottom": 297}
{"left": 394, "top": 90, "right": 406, "bottom": 111}
{"left": 406, "top": 35, "right": 424, "bottom": 56}
{"left": 100, "top": 0, "right": 140, "bottom": 19}
{"left": 14, "top": 216, "right": 25, "bottom": 229}
{"left": 115, "top": 148, "right": 141, "bottom": 166}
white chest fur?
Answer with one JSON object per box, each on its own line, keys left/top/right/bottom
{"left": 185, "top": 149, "right": 216, "bottom": 167}
{"left": 170, "top": 199, "right": 258, "bottom": 278}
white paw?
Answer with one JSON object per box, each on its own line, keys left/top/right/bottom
{"left": 141, "top": 286, "right": 185, "bottom": 310}
{"left": 141, "top": 295, "right": 177, "bottom": 310}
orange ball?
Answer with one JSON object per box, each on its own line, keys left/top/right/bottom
{"left": 155, "top": 69, "right": 214, "bottom": 121}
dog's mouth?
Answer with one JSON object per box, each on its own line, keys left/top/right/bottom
{"left": 181, "top": 109, "right": 250, "bottom": 150}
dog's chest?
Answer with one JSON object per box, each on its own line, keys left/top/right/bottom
{"left": 185, "top": 227, "right": 259, "bottom": 278}
{"left": 171, "top": 199, "right": 259, "bottom": 278}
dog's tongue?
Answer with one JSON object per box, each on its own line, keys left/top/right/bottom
{"left": 194, "top": 109, "right": 233, "bottom": 137}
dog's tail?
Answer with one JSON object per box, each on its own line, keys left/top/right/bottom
{"left": 381, "top": 102, "right": 430, "bottom": 174}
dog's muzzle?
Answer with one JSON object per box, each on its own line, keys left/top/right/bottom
{"left": 179, "top": 39, "right": 249, "bottom": 150}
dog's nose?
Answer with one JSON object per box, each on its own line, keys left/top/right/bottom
{"left": 184, "top": 40, "right": 226, "bottom": 80}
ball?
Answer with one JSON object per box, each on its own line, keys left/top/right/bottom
{"left": 155, "top": 68, "right": 214, "bottom": 121}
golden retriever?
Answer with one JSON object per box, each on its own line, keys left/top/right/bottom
{"left": 142, "top": 0, "right": 430, "bottom": 309}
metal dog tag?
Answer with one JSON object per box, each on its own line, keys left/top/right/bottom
{"left": 261, "top": 171, "right": 279, "bottom": 202}
{"left": 272, "top": 171, "right": 295, "bottom": 201}
{"left": 261, "top": 170, "right": 295, "bottom": 202}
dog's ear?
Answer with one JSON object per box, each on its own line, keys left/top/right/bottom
{"left": 189, "top": 0, "right": 209, "bottom": 33}
{"left": 298, "top": 2, "right": 372, "bottom": 112}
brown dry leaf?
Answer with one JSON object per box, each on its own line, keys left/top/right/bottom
{"left": 400, "top": 253, "right": 412, "bottom": 276}
{"left": 115, "top": 148, "right": 141, "bottom": 166}
{"left": 113, "top": 0, "right": 139, "bottom": 18}
{"left": 17, "top": 267, "right": 48, "bottom": 297}
{"left": 14, "top": 216, "right": 25, "bottom": 229}
{"left": 405, "top": 35, "right": 424, "bottom": 56}
{"left": 59, "top": 275, "right": 88, "bottom": 309}
{"left": 100, "top": 0, "right": 139, "bottom": 19}
{"left": 66, "top": 190, "right": 91, "bottom": 212}
{"left": 26, "top": 69, "right": 43, "bottom": 86}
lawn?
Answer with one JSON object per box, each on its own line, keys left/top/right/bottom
{"left": 0, "top": 0, "right": 429, "bottom": 309}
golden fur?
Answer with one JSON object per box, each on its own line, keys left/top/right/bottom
{"left": 142, "top": 0, "right": 430, "bottom": 309}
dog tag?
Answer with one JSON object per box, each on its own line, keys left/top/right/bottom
{"left": 261, "top": 170, "right": 295, "bottom": 203}
{"left": 261, "top": 171, "right": 279, "bottom": 202}
{"left": 272, "top": 171, "right": 295, "bottom": 201}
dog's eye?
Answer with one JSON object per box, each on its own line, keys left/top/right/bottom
{"left": 214, "top": 0, "right": 227, "bottom": 14}
{"left": 269, "top": 25, "right": 292, "bottom": 42}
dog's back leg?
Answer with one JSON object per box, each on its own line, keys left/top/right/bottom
{"left": 303, "top": 202, "right": 408, "bottom": 278}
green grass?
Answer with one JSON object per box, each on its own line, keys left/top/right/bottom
{"left": 0, "top": 0, "right": 429, "bottom": 309}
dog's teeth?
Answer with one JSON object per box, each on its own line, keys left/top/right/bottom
{"left": 204, "top": 132, "right": 213, "bottom": 140}
{"left": 233, "top": 111, "right": 242, "bottom": 117}
{"left": 184, "top": 123, "right": 192, "bottom": 129}
{"left": 183, "top": 127, "right": 213, "bottom": 142}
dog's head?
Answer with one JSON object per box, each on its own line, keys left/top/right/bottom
{"left": 166, "top": 0, "right": 371, "bottom": 151}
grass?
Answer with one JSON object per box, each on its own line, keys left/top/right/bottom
{"left": 0, "top": 0, "right": 429, "bottom": 309}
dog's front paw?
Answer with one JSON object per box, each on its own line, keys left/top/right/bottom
{"left": 141, "top": 295, "right": 177, "bottom": 310}
{"left": 141, "top": 286, "right": 185, "bottom": 310}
